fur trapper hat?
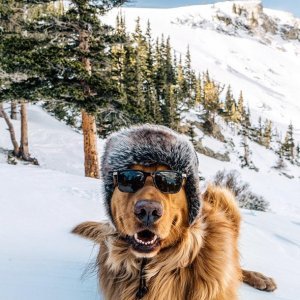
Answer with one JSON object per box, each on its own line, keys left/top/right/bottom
{"left": 101, "top": 124, "right": 201, "bottom": 225}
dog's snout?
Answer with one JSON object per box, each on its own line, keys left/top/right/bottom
{"left": 134, "top": 200, "right": 163, "bottom": 226}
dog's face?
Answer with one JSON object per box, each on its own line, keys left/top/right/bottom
{"left": 111, "top": 164, "right": 189, "bottom": 258}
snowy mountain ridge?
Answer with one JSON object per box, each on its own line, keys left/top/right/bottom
{"left": 104, "top": 1, "right": 300, "bottom": 143}
{"left": 172, "top": 1, "right": 300, "bottom": 52}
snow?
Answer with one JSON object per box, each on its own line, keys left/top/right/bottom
{"left": 0, "top": 104, "right": 299, "bottom": 300}
{"left": 103, "top": 1, "right": 300, "bottom": 142}
{"left": 0, "top": 1, "right": 300, "bottom": 298}
{"left": 0, "top": 164, "right": 101, "bottom": 300}
{"left": 0, "top": 105, "right": 104, "bottom": 176}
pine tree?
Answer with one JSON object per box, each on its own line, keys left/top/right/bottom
{"left": 263, "top": 119, "right": 272, "bottom": 149}
{"left": 145, "top": 20, "right": 154, "bottom": 80}
{"left": 224, "top": 85, "right": 239, "bottom": 122}
{"left": 241, "top": 133, "right": 251, "bottom": 168}
{"left": 110, "top": 14, "right": 127, "bottom": 105}
{"left": 194, "top": 74, "right": 202, "bottom": 105}
{"left": 237, "top": 91, "right": 245, "bottom": 122}
{"left": 274, "top": 141, "right": 287, "bottom": 170}
{"left": 242, "top": 106, "right": 252, "bottom": 130}
{"left": 184, "top": 45, "right": 195, "bottom": 100}
{"left": 256, "top": 116, "right": 263, "bottom": 144}
{"left": 225, "top": 85, "right": 233, "bottom": 112}
{"left": 296, "top": 143, "right": 300, "bottom": 164}
{"left": 176, "top": 55, "right": 188, "bottom": 105}
{"left": 203, "top": 80, "right": 220, "bottom": 113}
{"left": 239, "top": 127, "right": 257, "bottom": 171}
{"left": 143, "top": 20, "right": 161, "bottom": 123}
{"left": 0, "top": 0, "right": 128, "bottom": 177}
{"left": 232, "top": 3, "right": 237, "bottom": 14}
{"left": 188, "top": 124, "right": 197, "bottom": 145}
{"left": 165, "top": 37, "right": 175, "bottom": 84}
{"left": 281, "top": 123, "right": 295, "bottom": 162}
{"left": 153, "top": 37, "right": 165, "bottom": 103}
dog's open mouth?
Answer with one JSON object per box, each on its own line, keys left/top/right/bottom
{"left": 131, "top": 230, "right": 160, "bottom": 253}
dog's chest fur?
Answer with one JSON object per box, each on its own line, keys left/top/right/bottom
{"left": 97, "top": 212, "right": 240, "bottom": 300}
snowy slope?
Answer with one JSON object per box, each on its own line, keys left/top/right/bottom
{"left": 103, "top": 1, "right": 300, "bottom": 141}
{"left": 187, "top": 112, "right": 300, "bottom": 218}
{"left": 0, "top": 105, "right": 105, "bottom": 176}
{"left": 0, "top": 105, "right": 300, "bottom": 300}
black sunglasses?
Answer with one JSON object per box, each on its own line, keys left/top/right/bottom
{"left": 113, "top": 170, "right": 186, "bottom": 194}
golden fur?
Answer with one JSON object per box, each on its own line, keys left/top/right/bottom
{"left": 73, "top": 165, "right": 276, "bottom": 299}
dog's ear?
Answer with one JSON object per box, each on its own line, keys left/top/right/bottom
{"left": 72, "top": 221, "right": 115, "bottom": 243}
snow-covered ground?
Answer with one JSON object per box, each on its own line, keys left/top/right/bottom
{"left": 103, "top": 0, "right": 300, "bottom": 141}
{"left": 0, "top": 105, "right": 299, "bottom": 300}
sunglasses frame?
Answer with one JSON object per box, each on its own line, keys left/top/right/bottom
{"left": 113, "top": 169, "right": 187, "bottom": 194}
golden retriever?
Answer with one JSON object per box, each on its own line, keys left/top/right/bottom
{"left": 73, "top": 124, "right": 276, "bottom": 299}
{"left": 73, "top": 163, "right": 276, "bottom": 299}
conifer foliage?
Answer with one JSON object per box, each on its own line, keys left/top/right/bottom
{"left": 1, "top": 4, "right": 299, "bottom": 174}
{"left": 0, "top": 0, "right": 127, "bottom": 177}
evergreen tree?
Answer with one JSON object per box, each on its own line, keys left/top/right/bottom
{"left": 256, "top": 116, "right": 263, "bottom": 144}
{"left": 0, "top": 0, "right": 128, "bottom": 178}
{"left": 274, "top": 143, "right": 287, "bottom": 170}
{"left": 176, "top": 55, "right": 188, "bottom": 105}
{"left": 232, "top": 3, "right": 237, "bottom": 14}
{"left": 145, "top": 20, "right": 154, "bottom": 80}
{"left": 203, "top": 80, "right": 220, "bottom": 113}
{"left": 296, "top": 143, "right": 300, "bottom": 164}
{"left": 241, "top": 133, "right": 251, "bottom": 168}
{"left": 237, "top": 91, "right": 245, "bottom": 122}
{"left": 110, "top": 14, "right": 127, "bottom": 105}
{"left": 184, "top": 45, "right": 195, "bottom": 102}
{"left": 153, "top": 37, "right": 165, "bottom": 103}
{"left": 194, "top": 74, "right": 202, "bottom": 105}
{"left": 281, "top": 123, "right": 295, "bottom": 162}
{"left": 165, "top": 37, "right": 175, "bottom": 84}
{"left": 143, "top": 20, "right": 161, "bottom": 123}
{"left": 224, "top": 85, "right": 239, "bottom": 122}
{"left": 244, "top": 106, "right": 251, "bottom": 128}
{"left": 188, "top": 124, "right": 197, "bottom": 145}
{"left": 263, "top": 119, "right": 272, "bottom": 149}
{"left": 239, "top": 127, "right": 257, "bottom": 171}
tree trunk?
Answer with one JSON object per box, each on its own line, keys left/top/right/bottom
{"left": 10, "top": 101, "right": 18, "bottom": 120}
{"left": 0, "top": 103, "right": 20, "bottom": 156}
{"left": 82, "top": 110, "right": 99, "bottom": 178}
{"left": 79, "top": 24, "right": 100, "bottom": 179}
{"left": 19, "top": 100, "right": 30, "bottom": 160}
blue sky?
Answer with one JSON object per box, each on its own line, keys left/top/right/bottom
{"left": 126, "top": 1, "right": 300, "bottom": 17}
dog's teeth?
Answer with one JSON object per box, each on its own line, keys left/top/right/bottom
{"left": 134, "top": 233, "right": 158, "bottom": 246}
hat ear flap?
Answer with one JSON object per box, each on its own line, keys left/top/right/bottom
{"left": 188, "top": 198, "right": 201, "bottom": 224}
{"left": 185, "top": 176, "right": 201, "bottom": 224}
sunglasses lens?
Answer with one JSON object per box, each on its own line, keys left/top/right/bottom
{"left": 117, "top": 170, "right": 145, "bottom": 193}
{"left": 154, "top": 171, "right": 183, "bottom": 194}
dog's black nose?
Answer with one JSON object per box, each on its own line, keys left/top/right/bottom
{"left": 134, "top": 200, "right": 163, "bottom": 226}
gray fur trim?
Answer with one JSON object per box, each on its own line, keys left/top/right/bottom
{"left": 101, "top": 124, "right": 201, "bottom": 225}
